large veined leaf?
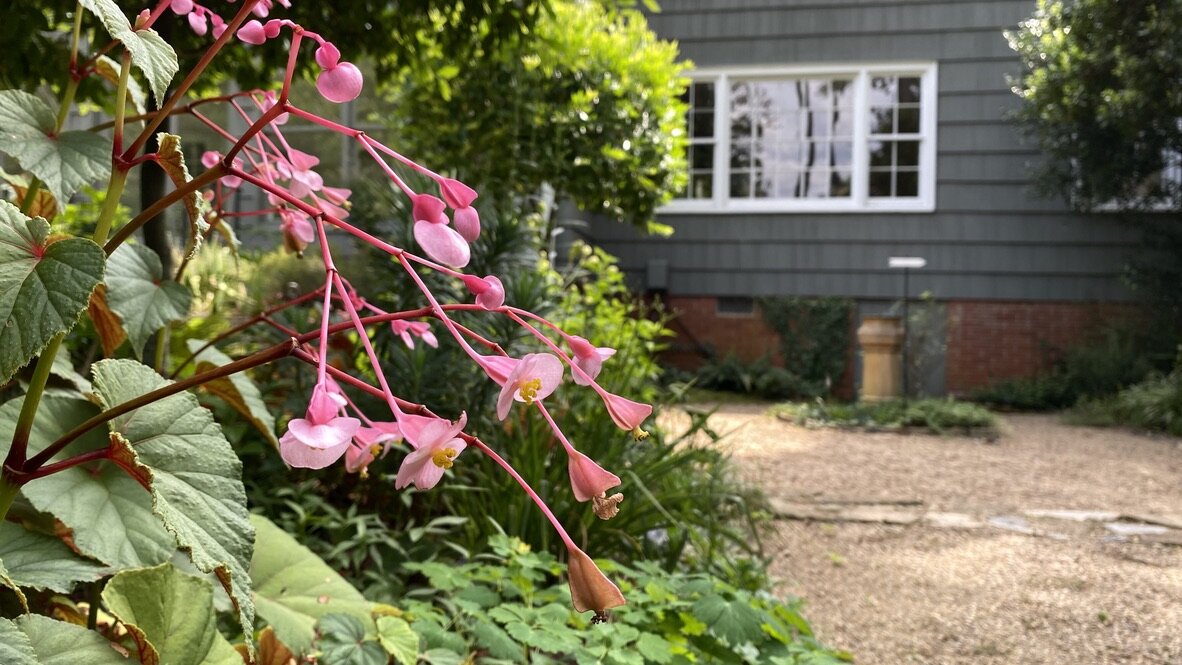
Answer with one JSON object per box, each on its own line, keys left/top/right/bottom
{"left": 102, "top": 563, "right": 241, "bottom": 665}
{"left": 91, "top": 359, "right": 255, "bottom": 642}
{"left": 250, "top": 514, "right": 373, "bottom": 654}
{"left": 5, "top": 614, "right": 129, "bottom": 664}
{"left": 0, "top": 395, "right": 175, "bottom": 569}
{"left": 376, "top": 616, "right": 419, "bottom": 665}
{"left": 0, "top": 618, "right": 38, "bottom": 665}
{"left": 104, "top": 243, "right": 191, "bottom": 358}
{"left": 0, "top": 91, "right": 112, "bottom": 205}
{"left": 156, "top": 134, "right": 211, "bottom": 260}
{"left": 315, "top": 614, "right": 387, "bottom": 665}
{"left": 0, "top": 522, "right": 108, "bottom": 593}
{"left": 78, "top": 0, "right": 178, "bottom": 105}
{"left": 0, "top": 200, "right": 105, "bottom": 383}
{"left": 691, "top": 594, "right": 765, "bottom": 646}
{"left": 188, "top": 340, "right": 278, "bottom": 447}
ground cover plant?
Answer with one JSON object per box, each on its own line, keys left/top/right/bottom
{"left": 771, "top": 398, "right": 999, "bottom": 436}
{"left": 0, "top": 0, "right": 657, "bottom": 658}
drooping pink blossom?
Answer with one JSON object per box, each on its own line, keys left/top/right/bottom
{"left": 473, "top": 354, "right": 517, "bottom": 385}
{"left": 281, "top": 210, "right": 315, "bottom": 254}
{"left": 412, "top": 194, "right": 448, "bottom": 224}
{"left": 390, "top": 320, "right": 438, "bottom": 349}
{"left": 395, "top": 413, "right": 468, "bottom": 490}
{"left": 566, "top": 448, "right": 621, "bottom": 502}
{"left": 496, "top": 353, "right": 563, "bottom": 420}
{"left": 414, "top": 218, "right": 470, "bottom": 267}
{"left": 566, "top": 545, "right": 626, "bottom": 614}
{"left": 599, "top": 390, "right": 652, "bottom": 433}
{"left": 259, "top": 90, "right": 289, "bottom": 125}
{"left": 438, "top": 178, "right": 481, "bottom": 241}
{"left": 200, "top": 151, "right": 243, "bottom": 188}
{"left": 345, "top": 422, "right": 402, "bottom": 473}
{"left": 278, "top": 148, "right": 324, "bottom": 199}
{"left": 187, "top": 11, "right": 207, "bottom": 35}
{"left": 170, "top": 0, "right": 194, "bottom": 15}
{"left": 236, "top": 19, "right": 268, "bottom": 45}
{"left": 453, "top": 207, "right": 481, "bottom": 242}
{"left": 569, "top": 335, "right": 616, "bottom": 386}
{"left": 461, "top": 274, "right": 505, "bottom": 310}
{"left": 316, "top": 61, "right": 364, "bottom": 104}
{"left": 279, "top": 383, "right": 361, "bottom": 469}
{"left": 211, "top": 15, "right": 227, "bottom": 38}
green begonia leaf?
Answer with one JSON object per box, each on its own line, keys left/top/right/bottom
{"left": 0, "top": 617, "right": 38, "bottom": 665}
{"left": 0, "top": 395, "right": 175, "bottom": 569}
{"left": 0, "top": 522, "right": 108, "bottom": 593}
{"left": 251, "top": 514, "right": 373, "bottom": 654}
{"left": 102, "top": 563, "right": 241, "bottom": 665}
{"left": 635, "top": 633, "right": 674, "bottom": 664}
{"left": 0, "top": 200, "right": 105, "bottom": 383}
{"left": 376, "top": 616, "right": 419, "bottom": 665}
{"left": 105, "top": 243, "right": 191, "bottom": 358}
{"left": 0, "top": 91, "right": 112, "bottom": 205}
{"left": 8, "top": 614, "right": 129, "bottom": 664}
{"left": 188, "top": 340, "right": 278, "bottom": 447}
{"left": 79, "top": 0, "right": 179, "bottom": 105}
{"left": 316, "top": 614, "right": 387, "bottom": 665}
{"left": 91, "top": 358, "right": 255, "bottom": 643}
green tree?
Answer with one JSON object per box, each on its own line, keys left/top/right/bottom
{"left": 1007, "top": 0, "right": 1182, "bottom": 317}
{"left": 385, "top": 1, "right": 689, "bottom": 235}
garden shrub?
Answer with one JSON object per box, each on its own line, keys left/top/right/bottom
{"left": 1067, "top": 349, "right": 1182, "bottom": 436}
{"left": 772, "top": 398, "right": 999, "bottom": 435}
{"left": 691, "top": 354, "right": 819, "bottom": 401}
{"left": 759, "top": 296, "right": 854, "bottom": 396}
{"left": 970, "top": 324, "right": 1173, "bottom": 410}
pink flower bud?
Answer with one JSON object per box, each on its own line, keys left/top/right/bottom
{"left": 412, "top": 194, "right": 447, "bottom": 224}
{"left": 453, "top": 206, "right": 481, "bottom": 242}
{"left": 413, "top": 220, "right": 470, "bottom": 267}
{"left": 237, "top": 20, "right": 268, "bottom": 45}
{"left": 201, "top": 151, "right": 220, "bottom": 169}
{"left": 439, "top": 178, "right": 478, "bottom": 209}
{"left": 211, "top": 16, "right": 227, "bottom": 39}
{"left": 461, "top": 274, "right": 504, "bottom": 310}
{"left": 315, "top": 42, "right": 341, "bottom": 69}
{"left": 600, "top": 391, "right": 652, "bottom": 432}
{"left": 251, "top": 0, "right": 272, "bottom": 17}
{"left": 263, "top": 19, "right": 282, "bottom": 38}
{"left": 187, "top": 11, "right": 207, "bottom": 35}
{"left": 134, "top": 9, "right": 151, "bottom": 28}
{"left": 316, "top": 61, "right": 363, "bottom": 103}
{"left": 568, "top": 335, "right": 615, "bottom": 386}
{"left": 170, "top": 0, "right": 194, "bottom": 15}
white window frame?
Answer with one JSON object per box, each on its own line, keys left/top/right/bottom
{"left": 664, "top": 62, "right": 938, "bottom": 214}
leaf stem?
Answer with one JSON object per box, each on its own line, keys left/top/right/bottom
{"left": 18, "top": 180, "right": 43, "bottom": 215}
{"left": 111, "top": 51, "right": 131, "bottom": 155}
{"left": 0, "top": 471, "right": 19, "bottom": 524}
{"left": 24, "top": 338, "right": 298, "bottom": 472}
{"left": 8, "top": 335, "right": 64, "bottom": 470}
{"left": 103, "top": 163, "right": 223, "bottom": 254}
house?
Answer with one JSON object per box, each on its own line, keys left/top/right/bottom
{"left": 586, "top": 0, "right": 1143, "bottom": 396}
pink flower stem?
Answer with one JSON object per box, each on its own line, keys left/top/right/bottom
{"left": 226, "top": 167, "right": 406, "bottom": 256}
{"left": 396, "top": 254, "right": 486, "bottom": 362}
{"left": 315, "top": 273, "right": 334, "bottom": 386}
{"left": 286, "top": 105, "right": 362, "bottom": 138}
{"left": 355, "top": 135, "right": 415, "bottom": 198}
{"left": 280, "top": 30, "right": 304, "bottom": 101}
{"left": 140, "top": 0, "right": 180, "bottom": 30}
{"left": 466, "top": 438, "right": 577, "bottom": 551}
{"left": 224, "top": 102, "right": 286, "bottom": 165}
{"left": 329, "top": 268, "right": 407, "bottom": 419}
{"left": 362, "top": 135, "right": 444, "bottom": 182}
{"left": 534, "top": 401, "right": 579, "bottom": 455}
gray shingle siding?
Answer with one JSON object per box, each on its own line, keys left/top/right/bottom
{"left": 588, "top": 0, "right": 1139, "bottom": 302}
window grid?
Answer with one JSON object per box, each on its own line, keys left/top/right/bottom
{"left": 668, "top": 64, "right": 937, "bottom": 213}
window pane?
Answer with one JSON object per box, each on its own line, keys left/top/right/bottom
{"left": 869, "top": 107, "right": 894, "bottom": 135}
{"left": 898, "top": 106, "right": 920, "bottom": 134}
{"left": 693, "top": 82, "right": 715, "bottom": 108}
{"left": 897, "top": 170, "right": 919, "bottom": 197}
{"left": 692, "top": 111, "right": 714, "bottom": 138}
{"left": 831, "top": 141, "right": 853, "bottom": 169}
{"left": 897, "top": 141, "right": 920, "bottom": 167}
{"left": 830, "top": 170, "right": 852, "bottom": 197}
{"left": 899, "top": 77, "right": 921, "bottom": 104}
{"left": 869, "top": 76, "right": 896, "bottom": 107}
{"left": 730, "top": 172, "right": 751, "bottom": 198}
{"left": 869, "top": 140, "right": 892, "bottom": 167}
{"left": 730, "top": 140, "right": 753, "bottom": 168}
{"left": 691, "top": 145, "right": 714, "bottom": 169}
{"left": 690, "top": 172, "right": 712, "bottom": 198}
{"left": 870, "top": 170, "right": 892, "bottom": 197}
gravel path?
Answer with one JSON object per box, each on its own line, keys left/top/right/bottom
{"left": 682, "top": 405, "right": 1182, "bottom": 664}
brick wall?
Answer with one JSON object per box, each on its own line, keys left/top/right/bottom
{"left": 944, "top": 300, "right": 1137, "bottom": 394}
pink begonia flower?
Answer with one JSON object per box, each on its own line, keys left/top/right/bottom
{"left": 412, "top": 194, "right": 448, "bottom": 224}
{"left": 200, "top": 151, "right": 243, "bottom": 188}
{"left": 279, "top": 383, "right": 361, "bottom": 469}
{"left": 453, "top": 207, "right": 481, "bottom": 242}
{"left": 566, "top": 448, "right": 621, "bottom": 502}
{"left": 568, "top": 335, "right": 616, "bottom": 386}
{"left": 170, "top": 0, "right": 193, "bottom": 15}
{"left": 211, "top": 15, "right": 228, "bottom": 39}
{"left": 187, "top": 11, "right": 207, "bottom": 35}
{"left": 599, "top": 390, "right": 653, "bottom": 434}
{"left": 280, "top": 210, "right": 314, "bottom": 254}
{"left": 473, "top": 354, "right": 517, "bottom": 385}
{"left": 259, "top": 90, "right": 289, "bottom": 125}
{"left": 390, "top": 320, "right": 438, "bottom": 349}
{"left": 314, "top": 43, "right": 363, "bottom": 104}
{"left": 566, "top": 545, "right": 626, "bottom": 614}
{"left": 496, "top": 353, "right": 563, "bottom": 420}
{"left": 250, "top": 0, "right": 288, "bottom": 18}
{"left": 461, "top": 274, "right": 505, "bottom": 310}
{"left": 317, "top": 185, "right": 352, "bottom": 219}
{"left": 263, "top": 19, "right": 282, "bottom": 38}
{"left": 414, "top": 218, "right": 470, "bottom": 267}
{"left": 278, "top": 149, "right": 324, "bottom": 199}
{"left": 237, "top": 19, "right": 268, "bottom": 45}
{"left": 439, "top": 178, "right": 481, "bottom": 241}
{"left": 345, "top": 422, "right": 402, "bottom": 473}
{"left": 395, "top": 413, "right": 468, "bottom": 490}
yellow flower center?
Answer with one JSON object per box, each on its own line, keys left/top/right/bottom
{"left": 518, "top": 377, "right": 543, "bottom": 404}
{"left": 369, "top": 444, "right": 383, "bottom": 457}
{"left": 431, "top": 447, "right": 458, "bottom": 469}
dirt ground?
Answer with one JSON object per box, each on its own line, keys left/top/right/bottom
{"left": 680, "top": 405, "right": 1182, "bottom": 664}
